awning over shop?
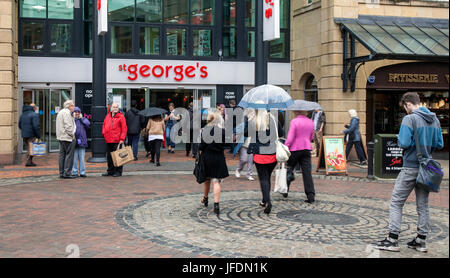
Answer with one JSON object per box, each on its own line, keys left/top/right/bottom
{"left": 335, "top": 15, "right": 449, "bottom": 92}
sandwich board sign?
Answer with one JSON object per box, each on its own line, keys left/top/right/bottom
{"left": 316, "top": 136, "right": 348, "bottom": 175}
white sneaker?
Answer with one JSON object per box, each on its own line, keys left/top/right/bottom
{"left": 235, "top": 169, "right": 241, "bottom": 178}
{"left": 248, "top": 176, "right": 255, "bottom": 181}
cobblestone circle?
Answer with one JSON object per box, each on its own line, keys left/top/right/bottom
{"left": 115, "top": 191, "right": 449, "bottom": 258}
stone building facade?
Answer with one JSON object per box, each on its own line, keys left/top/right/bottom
{"left": 291, "top": 0, "right": 449, "bottom": 152}
{"left": 0, "top": 0, "right": 18, "bottom": 164}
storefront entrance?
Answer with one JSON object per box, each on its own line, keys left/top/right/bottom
{"left": 21, "top": 88, "right": 72, "bottom": 153}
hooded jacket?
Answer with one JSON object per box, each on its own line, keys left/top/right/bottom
{"left": 125, "top": 107, "right": 142, "bottom": 135}
{"left": 398, "top": 107, "right": 444, "bottom": 168}
{"left": 102, "top": 111, "right": 127, "bottom": 143}
{"left": 19, "top": 105, "right": 40, "bottom": 139}
{"left": 74, "top": 117, "right": 91, "bottom": 148}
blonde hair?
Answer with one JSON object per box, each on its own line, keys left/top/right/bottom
{"left": 207, "top": 112, "right": 224, "bottom": 128}
{"left": 348, "top": 109, "right": 358, "bottom": 118}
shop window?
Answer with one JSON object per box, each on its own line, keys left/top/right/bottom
{"left": 111, "top": 26, "right": 133, "bottom": 54}
{"left": 223, "top": 28, "right": 236, "bottom": 58}
{"left": 166, "top": 28, "right": 187, "bottom": 56}
{"left": 270, "top": 31, "right": 287, "bottom": 59}
{"left": 109, "top": 0, "right": 135, "bottom": 22}
{"left": 50, "top": 23, "right": 72, "bottom": 53}
{"left": 139, "top": 27, "right": 160, "bottom": 55}
{"left": 20, "top": 0, "right": 47, "bottom": 18}
{"left": 84, "top": 0, "right": 92, "bottom": 21}
{"left": 83, "top": 22, "right": 92, "bottom": 55}
{"left": 247, "top": 31, "right": 255, "bottom": 58}
{"left": 223, "top": 0, "right": 236, "bottom": 27}
{"left": 193, "top": 29, "right": 212, "bottom": 56}
{"left": 137, "top": 0, "right": 163, "bottom": 23}
{"left": 304, "top": 75, "right": 318, "bottom": 102}
{"left": 22, "top": 21, "right": 45, "bottom": 52}
{"left": 48, "top": 0, "right": 74, "bottom": 20}
{"left": 245, "top": 0, "right": 255, "bottom": 28}
{"left": 191, "top": 0, "right": 214, "bottom": 26}
{"left": 164, "top": 0, "right": 188, "bottom": 24}
{"left": 280, "top": 0, "right": 289, "bottom": 29}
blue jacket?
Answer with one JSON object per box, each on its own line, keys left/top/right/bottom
{"left": 343, "top": 117, "right": 361, "bottom": 142}
{"left": 74, "top": 117, "right": 91, "bottom": 148}
{"left": 398, "top": 107, "right": 444, "bottom": 168}
{"left": 19, "top": 105, "right": 40, "bottom": 139}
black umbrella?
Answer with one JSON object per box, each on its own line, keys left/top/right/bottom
{"left": 139, "top": 107, "right": 167, "bottom": 117}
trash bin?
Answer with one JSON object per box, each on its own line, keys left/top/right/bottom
{"left": 374, "top": 134, "right": 403, "bottom": 179}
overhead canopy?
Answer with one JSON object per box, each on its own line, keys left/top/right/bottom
{"left": 335, "top": 15, "right": 449, "bottom": 60}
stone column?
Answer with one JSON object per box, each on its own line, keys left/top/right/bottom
{"left": 0, "top": 0, "right": 18, "bottom": 165}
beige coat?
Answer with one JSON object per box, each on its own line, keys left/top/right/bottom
{"left": 146, "top": 118, "right": 165, "bottom": 135}
{"left": 56, "top": 108, "right": 75, "bottom": 142}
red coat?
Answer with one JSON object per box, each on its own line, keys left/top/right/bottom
{"left": 102, "top": 112, "right": 127, "bottom": 143}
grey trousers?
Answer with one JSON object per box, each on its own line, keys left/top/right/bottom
{"left": 59, "top": 140, "right": 76, "bottom": 177}
{"left": 236, "top": 147, "right": 254, "bottom": 177}
{"left": 389, "top": 167, "right": 430, "bottom": 237}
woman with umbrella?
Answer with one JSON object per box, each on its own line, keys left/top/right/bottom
{"left": 284, "top": 100, "right": 317, "bottom": 203}
{"left": 139, "top": 105, "right": 168, "bottom": 158}
{"left": 146, "top": 114, "right": 165, "bottom": 166}
{"left": 239, "top": 85, "right": 292, "bottom": 214}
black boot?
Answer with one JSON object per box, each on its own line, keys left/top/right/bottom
{"left": 264, "top": 202, "right": 272, "bottom": 214}
{"left": 214, "top": 203, "right": 220, "bottom": 215}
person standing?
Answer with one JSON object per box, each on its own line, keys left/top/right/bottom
{"left": 245, "top": 108, "right": 284, "bottom": 214}
{"left": 311, "top": 108, "right": 326, "bottom": 157}
{"left": 343, "top": 109, "right": 367, "bottom": 165}
{"left": 71, "top": 107, "right": 90, "bottom": 177}
{"left": 373, "top": 92, "right": 443, "bottom": 253}
{"left": 147, "top": 114, "right": 165, "bottom": 166}
{"left": 125, "top": 100, "right": 142, "bottom": 161}
{"left": 186, "top": 102, "right": 199, "bottom": 158}
{"left": 164, "top": 103, "right": 180, "bottom": 153}
{"left": 56, "top": 100, "right": 76, "bottom": 179}
{"left": 198, "top": 112, "right": 229, "bottom": 215}
{"left": 19, "top": 103, "right": 41, "bottom": 167}
{"left": 102, "top": 103, "right": 127, "bottom": 177}
{"left": 233, "top": 108, "right": 255, "bottom": 181}
{"left": 285, "top": 110, "right": 316, "bottom": 203}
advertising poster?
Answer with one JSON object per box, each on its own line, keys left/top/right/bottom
{"left": 317, "top": 136, "right": 347, "bottom": 175}
{"left": 382, "top": 137, "right": 403, "bottom": 174}
{"left": 167, "top": 34, "right": 178, "bottom": 55}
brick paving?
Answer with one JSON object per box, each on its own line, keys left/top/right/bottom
{"left": 0, "top": 169, "right": 448, "bottom": 258}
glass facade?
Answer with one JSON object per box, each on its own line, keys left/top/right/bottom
{"left": 19, "top": 0, "right": 289, "bottom": 62}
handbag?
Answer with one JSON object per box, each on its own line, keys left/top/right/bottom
{"left": 274, "top": 162, "right": 288, "bottom": 194}
{"left": 193, "top": 151, "right": 207, "bottom": 184}
{"left": 273, "top": 117, "right": 290, "bottom": 162}
{"left": 413, "top": 118, "right": 444, "bottom": 193}
{"left": 30, "top": 139, "right": 47, "bottom": 156}
{"left": 111, "top": 143, "right": 134, "bottom": 167}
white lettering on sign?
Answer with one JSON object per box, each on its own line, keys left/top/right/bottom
{"left": 84, "top": 90, "right": 93, "bottom": 99}
{"left": 225, "top": 92, "right": 235, "bottom": 99}
{"left": 263, "top": 0, "right": 280, "bottom": 41}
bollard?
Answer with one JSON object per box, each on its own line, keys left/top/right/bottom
{"left": 367, "top": 141, "right": 374, "bottom": 179}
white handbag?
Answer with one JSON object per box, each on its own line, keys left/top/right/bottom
{"left": 274, "top": 162, "right": 288, "bottom": 194}
{"left": 273, "top": 117, "right": 290, "bottom": 162}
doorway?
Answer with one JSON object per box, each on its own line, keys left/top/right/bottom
{"left": 21, "top": 88, "right": 72, "bottom": 153}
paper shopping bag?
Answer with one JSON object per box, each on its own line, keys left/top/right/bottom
{"left": 111, "top": 143, "right": 134, "bottom": 167}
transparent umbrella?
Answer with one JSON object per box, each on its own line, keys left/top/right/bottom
{"left": 287, "top": 100, "right": 322, "bottom": 111}
{"left": 238, "top": 84, "right": 294, "bottom": 110}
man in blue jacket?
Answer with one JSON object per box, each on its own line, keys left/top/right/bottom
{"left": 373, "top": 92, "right": 444, "bottom": 253}
{"left": 19, "top": 103, "right": 41, "bottom": 166}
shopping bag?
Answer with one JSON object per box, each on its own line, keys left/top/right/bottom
{"left": 274, "top": 163, "right": 288, "bottom": 194}
{"left": 111, "top": 143, "right": 134, "bottom": 167}
{"left": 29, "top": 139, "right": 47, "bottom": 156}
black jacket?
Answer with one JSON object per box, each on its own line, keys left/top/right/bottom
{"left": 125, "top": 107, "right": 142, "bottom": 135}
{"left": 19, "top": 105, "right": 40, "bottom": 139}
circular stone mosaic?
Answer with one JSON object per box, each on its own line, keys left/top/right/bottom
{"left": 115, "top": 191, "right": 449, "bottom": 258}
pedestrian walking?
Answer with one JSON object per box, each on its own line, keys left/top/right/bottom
{"left": 71, "top": 107, "right": 90, "bottom": 177}
{"left": 185, "top": 102, "right": 199, "bottom": 158}
{"left": 245, "top": 108, "right": 284, "bottom": 214}
{"left": 19, "top": 103, "right": 41, "bottom": 167}
{"left": 198, "top": 112, "right": 229, "bottom": 215}
{"left": 147, "top": 114, "right": 165, "bottom": 166}
{"left": 164, "top": 103, "right": 180, "bottom": 153}
{"left": 233, "top": 108, "right": 255, "bottom": 181}
{"left": 56, "top": 100, "right": 76, "bottom": 179}
{"left": 285, "top": 110, "right": 316, "bottom": 203}
{"left": 102, "top": 103, "right": 127, "bottom": 177}
{"left": 343, "top": 109, "right": 367, "bottom": 165}
{"left": 125, "top": 100, "right": 143, "bottom": 161}
{"left": 373, "top": 92, "right": 444, "bottom": 253}
{"left": 311, "top": 108, "right": 326, "bottom": 157}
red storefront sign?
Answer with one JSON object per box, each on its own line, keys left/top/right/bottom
{"left": 119, "top": 63, "right": 208, "bottom": 81}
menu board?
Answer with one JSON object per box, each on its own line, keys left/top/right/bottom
{"left": 382, "top": 137, "right": 403, "bottom": 174}
{"left": 317, "top": 136, "right": 348, "bottom": 175}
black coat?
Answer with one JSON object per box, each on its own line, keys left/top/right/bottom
{"left": 125, "top": 107, "right": 143, "bottom": 135}
{"left": 19, "top": 105, "right": 40, "bottom": 139}
{"left": 198, "top": 127, "right": 230, "bottom": 179}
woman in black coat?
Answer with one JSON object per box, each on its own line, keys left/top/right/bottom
{"left": 198, "top": 112, "right": 229, "bottom": 215}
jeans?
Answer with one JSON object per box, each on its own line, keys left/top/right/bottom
{"left": 346, "top": 140, "right": 366, "bottom": 163}
{"left": 237, "top": 147, "right": 254, "bottom": 177}
{"left": 255, "top": 162, "right": 277, "bottom": 204}
{"left": 72, "top": 147, "right": 86, "bottom": 175}
{"left": 389, "top": 167, "right": 430, "bottom": 237}
{"left": 287, "top": 150, "right": 315, "bottom": 201}
{"left": 59, "top": 140, "right": 76, "bottom": 177}
{"left": 127, "top": 134, "right": 140, "bottom": 159}
{"left": 166, "top": 125, "right": 176, "bottom": 149}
